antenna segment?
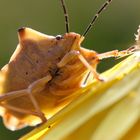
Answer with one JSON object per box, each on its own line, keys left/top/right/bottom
{"left": 60, "top": 0, "right": 70, "bottom": 33}
{"left": 82, "top": 0, "right": 113, "bottom": 37}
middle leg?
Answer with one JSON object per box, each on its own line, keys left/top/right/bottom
{"left": 57, "top": 50, "right": 103, "bottom": 81}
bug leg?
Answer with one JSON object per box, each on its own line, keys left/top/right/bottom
{"left": 27, "top": 74, "right": 52, "bottom": 123}
{"left": 98, "top": 46, "right": 137, "bottom": 60}
{"left": 57, "top": 50, "right": 103, "bottom": 81}
{"left": 28, "top": 75, "right": 52, "bottom": 93}
{"left": 26, "top": 92, "right": 47, "bottom": 123}
{"left": 0, "top": 90, "right": 46, "bottom": 122}
{"left": 0, "top": 89, "right": 27, "bottom": 102}
{"left": 57, "top": 50, "right": 79, "bottom": 67}
{"left": 0, "top": 103, "right": 44, "bottom": 118}
{"left": 0, "top": 75, "right": 52, "bottom": 122}
{"left": 0, "top": 75, "right": 52, "bottom": 102}
{"left": 77, "top": 54, "right": 104, "bottom": 81}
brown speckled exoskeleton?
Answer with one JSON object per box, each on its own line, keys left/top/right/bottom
{"left": 0, "top": 0, "right": 137, "bottom": 130}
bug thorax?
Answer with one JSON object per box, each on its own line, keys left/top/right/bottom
{"left": 10, "top": 28, "right": 81, "bottom": 63}
{"left": 18, "top": 28, "right": 82, "bottom": 54}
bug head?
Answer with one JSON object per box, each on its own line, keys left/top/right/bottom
{"left": 62, "top": 32, "right": 81, "bottom": 42}
{"left": 55, "top": 32, "right": 82, "bottom": 50}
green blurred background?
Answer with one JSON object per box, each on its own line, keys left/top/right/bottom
{"left": 0, "top": 0, "right": 140, "bottom": 139}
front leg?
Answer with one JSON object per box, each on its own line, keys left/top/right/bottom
{"left": 57, "top": 50, "right": 79, "bottom": 67}
{"left": 57, "top": 50, "right": 103, "bottom": 81}
{"left": 28, "top": 74, "right": 52, "bottom": 93}
{"left": 97, "top": 46, "right": 138, "bottom": 60}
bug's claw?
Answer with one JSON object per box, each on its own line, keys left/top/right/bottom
{"left": 36, "top": 118, "right": 48, "bottom": 128}
{"left": 97, "top": 76, "right": 106, "bottom": 82}
{"left": 94, "top": 74, "right": 106, "bottom": 82}
{"left": 39, "top": 112, "right": 47, "bottom": 123}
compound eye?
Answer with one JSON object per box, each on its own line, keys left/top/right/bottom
{"left": 55, "top": 35, "right": 63, "bottom": 40}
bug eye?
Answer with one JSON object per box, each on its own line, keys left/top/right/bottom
{"left": 55, "top": 35, "right": 63, "bottom": 40}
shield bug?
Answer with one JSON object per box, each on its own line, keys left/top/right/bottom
{"left": 0, "top": 0, "right": 137, "bottom": 130}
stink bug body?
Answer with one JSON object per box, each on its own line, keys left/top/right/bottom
{"left": 0, "top": 0, "right": 137, "bottom": 130}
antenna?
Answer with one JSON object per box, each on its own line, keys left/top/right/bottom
{"left": 82, "top": 0, "right": 113, "bottom": 37}
{"left": 60, "top": 0, "right": 70, "bottom": 33}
